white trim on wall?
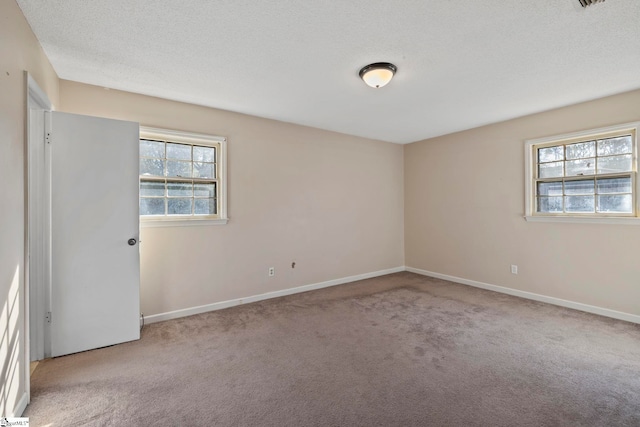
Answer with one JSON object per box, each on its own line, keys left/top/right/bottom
{"left": 145, "top": 266, "right": 405, "bottom": 324}
{"left": 145, "top": 266, "right": 640, "bottom": 326}
{"left": 405, "top": 266, "right": 640, "bottom": 324}
{"left": 12, "top": 392, "right": 28, "bottom": 418}
{"left": 27, "top": 73, "right": 54, "bottom": 111}
{"left": 524, "top": 215, "right": 640, "bottom": 225}
{"left": 25, "top": 73, "right": 53, "bottom": 415}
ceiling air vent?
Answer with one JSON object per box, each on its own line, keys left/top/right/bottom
{"left": 578, "top": 0, "right": 605, "bottom": 7}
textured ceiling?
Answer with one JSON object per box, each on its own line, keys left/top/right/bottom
{"left": 16, "top": 0, "right": 640, "bottom": 144}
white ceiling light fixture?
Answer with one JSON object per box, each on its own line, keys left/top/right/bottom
{"left": 359, "top": 62, "right": 397, "bottom": 88}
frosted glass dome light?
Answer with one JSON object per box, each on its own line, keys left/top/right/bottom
{"left": 359, "top": 62, "right": 397, "bottom": 88}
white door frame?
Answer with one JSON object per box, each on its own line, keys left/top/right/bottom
{"left": 25, "top": 72, "right": 53, "bottom": 406}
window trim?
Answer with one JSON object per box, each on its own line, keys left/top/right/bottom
{"left": 139, "top": 126, "right": 228, "bottom": 227}
{"left": 524, "top": 121, "right": 640, "bottom": 225}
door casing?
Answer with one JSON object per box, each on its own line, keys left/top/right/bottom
{"left": 25, "top": 73, "right": 53, "bottom": 409}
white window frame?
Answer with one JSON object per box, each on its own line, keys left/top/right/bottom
{"left": 139, "top": 126, "right": 228, "bottom": 227}
{"left": 524, "top": 121, "right": 640, "bottom": 225}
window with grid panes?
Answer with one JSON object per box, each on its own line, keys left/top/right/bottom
{"left": 526, "top": 123, "right": 639, "bottom": 219}
{"left": 139, "top": 128, "right": 226, "bottom": 221}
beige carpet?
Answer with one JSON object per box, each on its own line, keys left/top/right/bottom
{"left": 26, "top": 272, "right": 640, "bottom": 426}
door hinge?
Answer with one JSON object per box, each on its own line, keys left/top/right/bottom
{"left": 45, "top": 311, "right": 52, "bottom": 323}
{"left": 46, "top": 132, "right": 51, "bottom": 144}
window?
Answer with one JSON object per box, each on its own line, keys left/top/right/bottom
{"left": 139, "top": 127, "right": 227, "bottom": 226}
{"left": 525, "top": 122, "right": 640, "bottom": 224}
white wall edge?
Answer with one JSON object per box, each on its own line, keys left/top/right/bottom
{"left": 12, "top": 391, "right": 28, "bottom": 417}
{"left": 145, "top": 266, "right": 405, "bottom": 324}
{"left": 406, "top": 267, "right": 640, "bottom": 324}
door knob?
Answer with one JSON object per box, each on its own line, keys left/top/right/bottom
{"left": 128, "top": 238, "right": 137, "bottom": 246}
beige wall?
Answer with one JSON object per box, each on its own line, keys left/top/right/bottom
{"left": 59, "top": 80, "right": 405, "bottom": 317}
{"left": 405, "top": 89, "right": 640, "bottom": 316}
{"left": 0, "top": 0, "right": 59, "bottom": 416}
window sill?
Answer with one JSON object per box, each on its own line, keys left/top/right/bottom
{"left": 524, "top": 215, "right": 640, "bottom": 225}
{"left": 140, "top": 217, "right": 229, "bottom": 228}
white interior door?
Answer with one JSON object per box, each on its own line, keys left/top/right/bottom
{"left": 49, "top": 111, "right": 140, "bottom": 357}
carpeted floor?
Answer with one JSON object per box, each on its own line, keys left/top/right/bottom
{"left": 26, "top": 272, "right": 640, "bottom": 426}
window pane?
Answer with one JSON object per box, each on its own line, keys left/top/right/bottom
{"left": 167, "top": 181, "right": 193, "bottom": 197}
{"left": 565, "top": 159, "right": 595, "bottom": 177}
{"left": 193, "top": 162, "right": 214, "bottom": 179}
{"left": 537, "top": 181, "right": 562, "bottom": 196}
{"left": 193, "top": 146, "right": 215, "bottom": 162}
{"left": 194, "top": 198, "right": 216, "bottom": 215}
{"left": 597, "top": 136, "right": 632, "bottom": 156}
{"left": 564, "top": 180, "right": 594, "bottom": 195}
{"left": 538, "top": 146, "right": 563, "bottom": 163}
{"left": 140, "top": 198, "right": 165, "bottom": 215}
{"left": 140, "top": 140, "right": 164, "bottom": 158}
{"left": 166, "top": 143, "right": 191, "bottom": 160}
{"left": 140, "top": 180, "right": 165, "bottom": 197}
{"left": 597, "top": 194, "right": 632, "bottom": 213}
{"left": 194, "top": 183, "right": 216, "bottom": 197}
{"left": 596, "top": 177, "right": 632, "bottom": 194}
{"left": 566, "top": 141, "right": 595, "bottom": 160}
{"left": 539, "top": 161, "right": 563, "bottom": 178}
{"left": 565, "top": 195, "right": 595, "bottom": 213}
{"left": 166, "top": 160, "right": 192, "bottom": 178}
{"left": 537, "top": 196, "right": 562, "bottom": 213}
{"left": 597, "top": 154, "right": 632, "bottom": 174}
{"left": 140, "top": 158, "right": 164, "bottom": 176}
{"left": 167, "top": 198, "right": 192, "bottom": 215}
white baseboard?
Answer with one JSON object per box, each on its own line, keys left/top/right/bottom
{"left": 406, "top": 267, "right": 640, "bottom": 324}
{"left": 145, "top": 266, "right": 405, "bottom": 324}
{"left": 12, "top": 391, "right": 28, "bottom": 417}
{"left": 145, "top": 266, "right": 640, "bottom": 325}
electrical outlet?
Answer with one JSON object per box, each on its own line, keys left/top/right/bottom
{"left": 511, "top": 265, "right": 518, "bottom": 275}
{"left": 268, "top": 267, "right": 275, "bottom": 277}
